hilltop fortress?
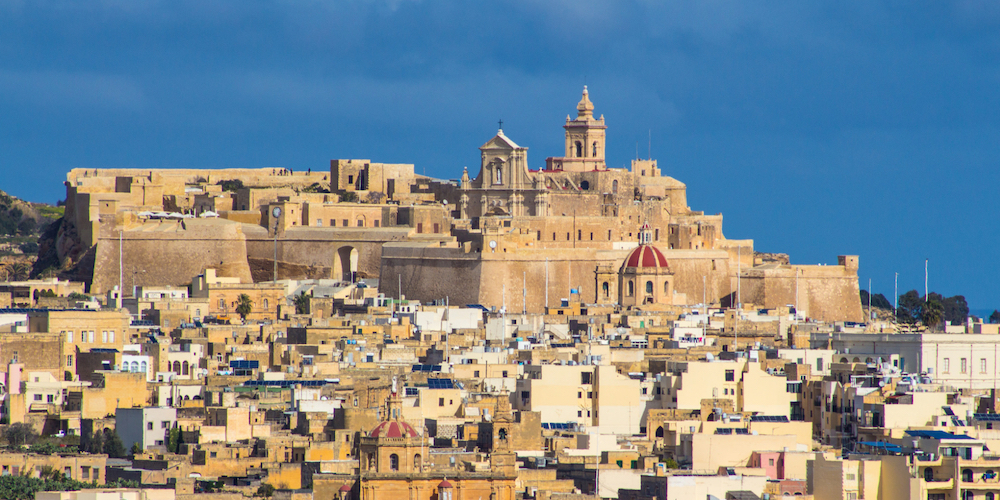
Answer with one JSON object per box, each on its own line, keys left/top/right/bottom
{"left": 41, "top": 88, "right": 863, "bottom": 321}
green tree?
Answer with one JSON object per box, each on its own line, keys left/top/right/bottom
{"left": 991, "top": 310, "right": 1000, "bottom": 324}
{"left": 87, "top": 428, "right": 104, "bottom": 454}
{"left": 256, "top": 483, "right": 276, "bottom": 498}
{"left": 130, "top": 441, "right": 143, "bottom": 457}
{"left": 663, "top": 458, "right": 679, "bottom": 469}
{"left": 235, "top": 294, "right": 253, "bottom": 321}
{"left": 4, "top": 423, "right": 38, "bottom": 446}
{"left": 216, "top": 179, "right": 245, "bottom": 192}
{"left": 922, "top": 299, "right": 945, "bottom": 330}
{"left": 294, "top": 291, "right": 310, "bottom": 314}
{"left": 167, "top": 427, "right": 182, "bottom": 453}
{"left": 859, "top": 290, "right": 892, "bottom": 310}
{"left": 339, "top": 191, "right": 358, "bottom": 203}
{"left": 896, "top": 290, "right": 923, "bottom": 324}
{"left": 102, "top": 428, "right": 125, "bottom": 458}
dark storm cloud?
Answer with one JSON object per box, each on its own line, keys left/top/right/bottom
{"left": 1, "top": 0, "right": 999, "bottom": 307}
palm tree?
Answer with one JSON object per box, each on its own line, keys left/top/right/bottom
{"left": 4, "top": 261, "right": 30, "bottom": 281}
{"left": 235, "top": 294, "right": 253, "bottom": 321}
{"left": 294, "top": 291, "right": 310, "bottom": 314}
{"left": 922, "top": 299, "right": 945, "bottom": 330}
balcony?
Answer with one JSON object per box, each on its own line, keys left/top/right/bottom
{"left": 922, "top": 478, "right": 954, "bottom": 490}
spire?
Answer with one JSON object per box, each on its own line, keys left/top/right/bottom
{"left": 576, "top": 85, "right": 594, "bottom": 119}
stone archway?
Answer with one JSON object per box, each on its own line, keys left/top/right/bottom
{"left": 334, "top": 246, "right": 359, "bottom": 282}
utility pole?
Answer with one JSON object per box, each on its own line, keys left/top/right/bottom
{"left": 924, "top": 259, "right": 929, "bottom": 303}
{"left": 118, "top": 230, "right": 123, "bottom": 304}
{"left": 737, "top": 245, "right": 742, "bottom": 307}
{"left": 868, "top": 278, "right": 872, "bottom": 324}
{"left": 894, "top": 272, "right": 898, "bottom": 319}
{"left": 545, "top": 258, "right": 549, "bottom": 310}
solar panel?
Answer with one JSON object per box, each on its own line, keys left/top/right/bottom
{"left": 975, "top": 413, "right": 1000, "bottom": 422}
{"left": 427, "top": 378, "right": 455, "bottom": 389}
{"left": 750, "top": 415, "right": 789, "bottom": 423}
{"left": 943, "top": 406, "right": 956, "bottom": 416}
{"left": 715, "top": 428, "right": 733, "bottom": 435}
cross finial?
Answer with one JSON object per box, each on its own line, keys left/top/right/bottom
{"left": 498, "top": 119, "right": 503, "bottom": 131}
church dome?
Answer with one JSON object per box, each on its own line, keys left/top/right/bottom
{"left": 370, "top": 420, "right": 420, "bottom": 438}
{"left": 623, "top": 245, "right": 668, "bottom": 269}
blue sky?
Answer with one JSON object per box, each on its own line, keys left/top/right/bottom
{"left": 2, "top": 1, "right": 998, "bottom": 310}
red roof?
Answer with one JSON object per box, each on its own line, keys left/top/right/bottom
{"left": 370, "top": 420, "right": 419, "bottom": 438}
{"left": 339, "top": 484, "right": 352, "bottom": 492}
{"left": 438, "top": 479, "right": 454, "bottom": 488}
{"left": 624, "top": 245, "right": 668, "bottom": 269}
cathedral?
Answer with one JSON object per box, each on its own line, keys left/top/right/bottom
{"left": 381, "top": 88, "right": 864, "bottom": 322}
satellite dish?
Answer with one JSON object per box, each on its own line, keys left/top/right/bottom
{"left": 271, "top": 207, "right": 282, "bottom": 218}
{"left": 489, "top": 240, "right": 497, "bottom": 249}
{"left": 443, "top": 199, "right": 448, "bottom": 205}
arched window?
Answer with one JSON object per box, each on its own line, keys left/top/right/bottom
{"left": 575, "top": 141, "right": 583, "bottom": 157}
{"left": 645, "top": 281, "right": 653, "bottom": 294}
{"left": 130, "top": 361, "right": 139, "bottom": 372}
{"left": 140, "top": 361, "right": 147, "bottom": 373}
{"left": 592, "top": 141, "right": 598, "bottom": 157}
{"left": 195, "top": 309, "right": 201, "bottom": 318}
{"left": 414, "top": 454, "right": 422, "bottom": 471}
{"left": 986, "top": 492, "right": 995, "bottom": 500}
{"left": 389, "top": 454, "right": 399, "bottom": 471}
{"left": 612, "top": 180, "right": 618, "bottom": 194}
{"left": 263, "top": 299, "right": 269, "bottom": 310}
{"left": 498, "top": 428, "right": 508, "bottom": 441}
{"left": 602, "top": 282, "right": 609, "bottom": 298}
{"left": 655, "top": 426, "right": 664, "bottom": 438}
{"left": 172, "top": 361, "right": 181, "bottom": 373}
{"left": 495, "top": 166, "right": 503, "bottom": 184}
{"left": 963, "top": 468, "right": 974, "bottom": 483}
{"left": 627, "top": 281, "right": 634, "bottom": 297}
{"left": 924, "top": 467, "right": 933, "bottom": 482}
{"left": 182, "top": 361, "right": 189, "bottom": 376}
{"left": 218, "top": 298, "right": 225, "bottom": 309}
{"left": 840, "top": 357, "right": 849, "bottom": 363}
{"left": 664, "top": 281, "right": 669, "bottom": 294}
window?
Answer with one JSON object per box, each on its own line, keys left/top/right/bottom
{"left": 566, "top": 232, "right": 570, "bottom": 241}
{"left": 474, "top": 370, "right": 480, "bottom": 377}
{"left": 943, "top": 358, "right": 950, "bottom": 373}
{"left": 439, "top": 398, "right": 445, "bottom": 407}
{"left": 578, "top": 391, "right": 583, "bottom": 399}
{"left": 608, "top": 230, "right": 612, "bottom": 240}
{"left": 374, "top": 220, "right": 380, "bottom": 227}
{"left": 433, "top": 223, "right": 440, "bottom": 233}
{"left": 67, "top": 355, "right": 73, "bottom": 367}
{"left": 592, "top": 142, "right": 598, "bottom": 157}
{"left": 47, "top": 394, "right": 54, "bottom": 403}
{"left": 81, "top": 467, "right": 89, "bottom": 479}
{"left": 34, "top": 394, "right": 42, "bottom": 401}
{"left": 725, "top": 370, "right": 735, "bottom": 382}
{"left": 316, "top": 219, "right": 322, "bottom": 226}
{"left": 66, "top": 331, "right": 73, "bottom": 343}
{"left": 417, "top": 223, "right": 423, "bottom": 233}
{"left": 263, "top": 299, "right": 268, "bottom": 309}
{"left": 390, "top": 454, "right": 399, "bottom": 471}
{"left": 575, "top": 141, "right": 583, "bottom": 157}
{"left": 147, "top": 422, "right": 154, "bottom": 430}
{"left": 581, "top": 372, "right": 592, "bottom": 384}
{"left": 109, "top": 331, "right": 114, "bottom": 343}
{"left": 502, "top": 370, "right": 508, "bottom": 378}
{"left": 358, "top": 219, "right": 364, "bottom": 227}
{"left": 218, "top": 298, "right": 225, "bottom": 308}
{"left": 645, "top": 281, "right": 653, "bottom": 294}
{"left": 642, "top": 387, "right": 647, "bottom": 394}
{"left": 983, "top": 358, "right": 988, "bottom": 373}
{"left": 162, "top": 421, "right": 170, "bottom": 429}
{"left": 89, "top": 331, "right": 95, "bottom": 343}
{"left": 342, "top": 219, "right": 349, "bottom": 227}
{"left": 578, "top": 410, "right": 583, "bottom": 417}
{"left": 627, "top": 281, "right": 634, "bottom": 297}
{"left": 961, "top": 358, "right": 968, "bottom": 374}
{"left": 769, "top": 458, "right": 775, "bottom": 466}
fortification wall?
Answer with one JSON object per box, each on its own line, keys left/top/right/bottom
{"left": 741, "top": 263, "right": 863, "bottom": 323}
{"left": 91, "top": 218, "right": 252, "bottom": 294}
{"left": 244, "top": 226, "right": 415, "bottom": 282}
{"left": 380, "top": 243, "right": 484, "bottom": 307}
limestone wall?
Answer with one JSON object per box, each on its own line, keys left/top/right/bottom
{"left": 740, "top": 262, "right": 863, "bottom": 323}
{"left": 91, "top": 218, "right": 252, "bottom": 294}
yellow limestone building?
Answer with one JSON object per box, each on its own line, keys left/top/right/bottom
{"left": 381, "top": 88, "right": 863, "bottom": 322}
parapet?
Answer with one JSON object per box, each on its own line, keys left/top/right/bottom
{"left": 837, "top": 255, "right": 859, "bottom": 272}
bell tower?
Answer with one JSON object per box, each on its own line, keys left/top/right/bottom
{"left": 546, "top": 86, "right": 608, "bottom": 172}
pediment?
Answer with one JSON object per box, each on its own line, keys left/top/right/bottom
{"left": 479, "top": 132, "right": 521, "bottom": 151}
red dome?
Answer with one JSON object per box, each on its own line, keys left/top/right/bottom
{"left": 339, "top": 484, "right": 352, "bottom": 492}
{"left": 370, "top": 420, "right": 419, "bottom": 438}
{"left": 624, "top": 245, "right": 668, "bottom": 269}
{"left": 438, "top": 479, "right": 454, "bottom": 488}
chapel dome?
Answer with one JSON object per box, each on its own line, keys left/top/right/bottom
{"left": 370, "top": 420, "right": 420, "bottom": 438}
{"left": 622, "top": 244, "right": 668, "bottom": 270}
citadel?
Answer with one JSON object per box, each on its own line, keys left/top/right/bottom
{"left": 49, "top": 88, "right": 863, "bottom": 322}
{"left": 8, "top": 89, "right": 995, "bottom": 500}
